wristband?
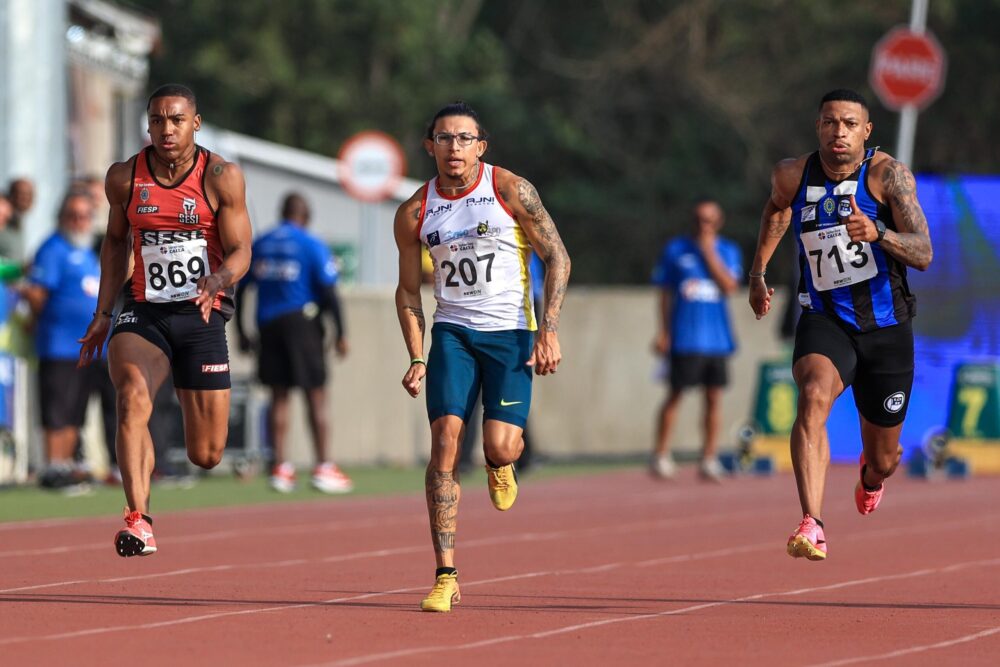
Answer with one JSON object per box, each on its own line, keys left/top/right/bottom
{"left": 410, "top": 358, "right": 425, "bottom": 366}
{"left": 748, "top": 270, "right": 766, "bottom": 279}
{"left": 93, "top": 310, "right": 113, "bottom": 318}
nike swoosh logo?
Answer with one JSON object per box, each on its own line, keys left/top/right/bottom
{"left": 499, "top": 399, "right": 523, "bottom": 407}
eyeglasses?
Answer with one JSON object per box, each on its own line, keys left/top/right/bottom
{"left": 432, "top": 132, "right": 480, "bottom": 147}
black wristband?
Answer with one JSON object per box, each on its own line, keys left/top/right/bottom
{"left": 94, "top": 310, "right": 113, "bottom": 318}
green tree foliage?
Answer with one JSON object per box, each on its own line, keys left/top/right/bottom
{"left": 128, "top": 0, "right": 1000, "bottom": 283}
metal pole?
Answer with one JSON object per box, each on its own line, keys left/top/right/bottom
{"left": 895, "top": 0, "right": 929, "bottom": 166}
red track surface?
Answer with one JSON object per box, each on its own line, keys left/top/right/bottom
{"left": 1, "top": 466, "right": 998, "bottom": 666}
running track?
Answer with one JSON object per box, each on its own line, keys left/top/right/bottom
{"left": 1, "top": 466, "right": 998, "bottom": 666}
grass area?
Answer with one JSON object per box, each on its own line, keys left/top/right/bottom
{"left": 0, "top": 460, "right": 638, "bottom": 524}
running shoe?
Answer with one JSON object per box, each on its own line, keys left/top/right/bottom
{"left": 311, "top": 462, "right": 354, "bottom": 494}
{"left": 786, "top": 514, "right": 827, "bottom": 561}
{"left": 854, "top": 453, "right": 884, "bottom": 516}
{"left": 114, "top": 508, "right": 157, "bottom": 557}
{"left": 420, "top": 572, "right": 461, "bottom": 612}
{"left": 486, "top": 462, "right": 518, "bottom": 511}
{"left": 649, "top": 453, "right": 677, "bottom": 479}
{"left": 698, "top": 457, "right": 725, "bottom": 483}
{"left": 269, "top": 462, "right": 297, "bottom": 493}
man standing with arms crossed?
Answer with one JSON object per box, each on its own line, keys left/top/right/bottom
{"left": 79, "top": 84, "right": 253, "bottom": 557}
{"left": 749, "top": 89, "right": 932, "bottom": 560}
{"left": 394, "top": 102, "right": 570, "bottom": 611}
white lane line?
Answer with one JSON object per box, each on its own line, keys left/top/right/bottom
{"left": 320, "top": 557, "right": 1000, "bottom": 667}
{"left": 0, "top": 480, "right": 757, "bottom": 558}
{"left": 815, "top": 626, "right": 1000, "bottom": 666}
{"left": 0, "top": 511, "right": 750, "bottom": 594}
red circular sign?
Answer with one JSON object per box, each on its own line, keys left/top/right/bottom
{"left": 869, "top": 27, "right": 946, "bottom": 111}
{"left": 337, "top": 131, "right": 406, "bottom": 203}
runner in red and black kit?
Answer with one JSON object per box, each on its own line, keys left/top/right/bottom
{"left": 78, "top": 84, "right": 252, "bottom": 557}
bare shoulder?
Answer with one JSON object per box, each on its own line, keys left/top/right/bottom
{"left": 492, "top": 166, "right": 527, "bottom": 207}
{"left": 866, "top": 150, "right": 914, "bottom": 201}
{"left": 105, "top": 158, "right": 135, "bottom": 205}
{"left": 770, "top": 154, "right": 809, "bottom": 204}
{"left": 204, "top": 152, "right": 245, "bottom": 191}
{"left": 394, "top": 185, "right": 427, "bottom": 237}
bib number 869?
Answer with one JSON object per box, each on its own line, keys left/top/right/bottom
{"left": 148, "top": 256, "right": 207, "bottom": 290}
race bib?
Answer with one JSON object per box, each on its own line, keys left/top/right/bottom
{"left": 141, "top": 237, "right": 210, "bottom": 302}
{"left": 800, "top": 225, "right": 876, "bottom": 292}
{"left": 430, "top": 237, "right": 501, "bottom": 302}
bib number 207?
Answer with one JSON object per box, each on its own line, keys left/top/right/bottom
{"left": 442, "top": 252, "right": 494, "bottom": 287}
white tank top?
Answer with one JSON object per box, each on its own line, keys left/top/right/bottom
{"left": 419, "top": 163, "right": 536, "bottom": 331}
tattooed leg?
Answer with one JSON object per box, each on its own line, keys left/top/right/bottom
{"left": 426, "top": 415, "right": 464, "bottom": 568}
{"left": 426, "top": 467, "right": 460, "bottom": 567}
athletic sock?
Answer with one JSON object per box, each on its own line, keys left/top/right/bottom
{"left": 484, "top": 457, "right": 501, "bottom": 469}
{"left": 813, "top": 517, "right": 824, "bottom": 529}
{"left": 861, "top": 465, "right": 883, "bottom": 491}
{"left": 142, "top": 514, "right": 153, "bottom": 525}
{"left": 436, "top": 567, "right": 457, "bottom": 578}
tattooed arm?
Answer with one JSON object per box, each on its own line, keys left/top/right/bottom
{"left": 749, "top": 157, "right": 802, "bottom": 320}
{"left": 872, "top": 157, "right": 933, "bottom": 271}
{"left": 495, "top": 167, "right": 571, "bottom": 376}
{"left": 394, "top": 187, "right": 428, "bottom": 396}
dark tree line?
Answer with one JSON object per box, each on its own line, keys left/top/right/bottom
{"left": 127, "top": 0, "right": 1000, "bottom": 283}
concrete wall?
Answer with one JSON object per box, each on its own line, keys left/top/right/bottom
{"left": 233, "top": 286, "right": 792, "bottom": 467}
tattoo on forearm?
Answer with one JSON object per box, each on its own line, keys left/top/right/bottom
{"left": 426, "top": 469, "right": 459, "bottom": 554}
{"left": 516, "top": 179, "right": 570, "bottom": 332}
{"left": 404, "top": 305, "right": 425, "bottom": 332}
{"left": 765, "top": 213, "right": 790, "bottom": 239}
{"left": 881, "top": 160, "right": 933, "bottom": 268}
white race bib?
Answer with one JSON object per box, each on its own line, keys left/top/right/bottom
{"left": 800, "top": 225, "right": 876, "bottom": 292}
{"left": 141, "top": 237, "right": 210, "bottom": 302}
{"left": 430, "top": 237, "right": 501, "bottom": 302}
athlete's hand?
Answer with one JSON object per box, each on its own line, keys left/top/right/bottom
{"left": 527, "top": 330, "right": 561, "bottom": 376}
{"left": 195, "top": 274, "right": 226, "bottom": 323}
{"left": 77, "top": 315, "right": 112, "bottom": 368}
{"left": 748, "top": 277, "right": 775, "bottom": 320}
{"left": 402, "top": 361, "right": 426, "bottom": 397}
{"left": 844, "top": 195, "right": 877, "bottom": 242}
{"left": 238, "top": 333, "right": 257, "bottom": 354}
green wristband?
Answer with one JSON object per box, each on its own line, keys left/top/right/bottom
{"left": 410, "top": 358, "right": 425, "bottom": 366}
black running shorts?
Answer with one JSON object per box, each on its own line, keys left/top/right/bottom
{"left": 38, "top": 359, "right": 93, "bottom": 429}
{"left": 793, "top": 312, "right": 913, "bottom": 427}
{"left": 669, "top": 353, "right": 729, "bottom": 391}
{"left": 110, "top": 302, "right": 231, "bottom": 390}
{"left": 258, "top": 310, "right": 326, "bottom": 389}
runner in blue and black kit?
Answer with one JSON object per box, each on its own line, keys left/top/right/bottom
{"left": 749, "top": 89, "right": 933, "bottom": 561}
{"left": 236, "top": 192, "right": 352, "bottom": 494}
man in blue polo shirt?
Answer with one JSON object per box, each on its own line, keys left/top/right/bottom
{"left": 650, "top": 198, "right": 742, "bottom": 481}
{"left": 237, "top": 192, "right": 351, "bottom": 493}
{"left": 23, "top": 191, "right": 101, "bottom": 489}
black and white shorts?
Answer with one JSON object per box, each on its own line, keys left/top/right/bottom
{"left": 793, "top": 312, "right": 913, "bottom": 427}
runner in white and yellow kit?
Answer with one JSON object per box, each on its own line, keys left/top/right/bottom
{"left": 394, "top": 102, "right": 571, "bottom": 612}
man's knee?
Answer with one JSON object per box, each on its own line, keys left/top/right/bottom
{"left": 187, "top": 440, "right": 225, "bottom": 469}
{"left": 116, "top": 382, "right": 153, "bottom": 425}
{"left": 797, "top": 378, "right": 835, "bottom": 416}
{"left": 429, "top": 425, "right": 462, "bottom": 469}
{"left": 483, "top": 433, "right": 523, "bottom": 466}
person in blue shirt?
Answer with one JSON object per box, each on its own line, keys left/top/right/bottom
{"left": 236, "top": 192, "right": 351, "bottom": 494}
{"left": 22, "top": 191, "right": 101, "bottom": 488}
{"left": 650, "top": 198, "right": 742, "bottom": 481}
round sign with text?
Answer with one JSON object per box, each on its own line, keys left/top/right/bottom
{"left": 869, "top": 27, "right": 947, "bottom": 111}
{"left": 337, "top": 131, "right": 406, "bottom": 203}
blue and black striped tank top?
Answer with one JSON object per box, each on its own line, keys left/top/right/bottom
{"left": 790, "top": 149, "right": 915, "bottom": 332}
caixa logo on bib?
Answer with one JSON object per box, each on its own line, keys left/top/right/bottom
{"left": 883, "top": 392, "right": 906, "bottom": 413}
{"left": 178, "top": 197, "right": 200, "bottom": 225}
